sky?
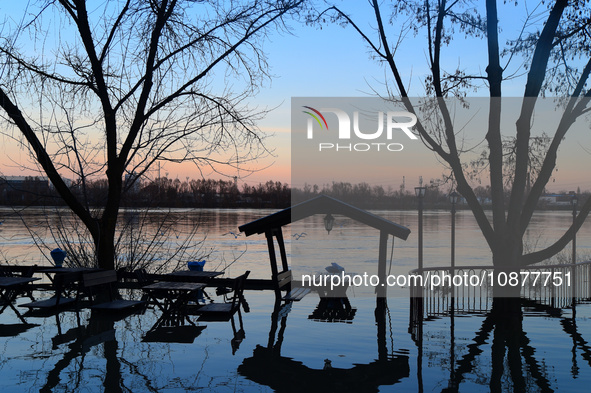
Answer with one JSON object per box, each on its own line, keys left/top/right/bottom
{"left": 252, "top": 2, "right": 591, "bottom": 193}
{"left": 1, "top": 1, "right": 591, "bottom": 193}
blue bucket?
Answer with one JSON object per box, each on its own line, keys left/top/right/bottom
{"left": 187, "top": 260, "right": 206, "bottom": 272}
{"left": 50, "top": 248, "right": 67, "bottom": 268}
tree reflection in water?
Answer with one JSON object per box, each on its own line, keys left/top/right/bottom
{"left": 413, "top": 295, "right": 590, "bottom": 393}
{"left": 40, "top": 312, "right": 120, "bottom": 393}
{"left": 0, "top": 291, "right": 590, "bottom": 391}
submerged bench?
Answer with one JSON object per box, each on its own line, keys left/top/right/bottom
{"left": 277, "top": 270, "right": 310, "bottom": 302}
{"left": 83, "top": 270, "right": 145, "bottom": 311}
{"left": 20, "top": 272, "right": 80, "bottom": 310}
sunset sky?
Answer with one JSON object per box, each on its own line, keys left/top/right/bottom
{"left": 1, "top": 2, "right": 591, "bottom": 193}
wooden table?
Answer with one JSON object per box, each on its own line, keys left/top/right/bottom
{"left": 165, "top": 270, "right": 223, "bottom": 280}
{"left": 40, "top": 267, "right": 102, "bottom": 275}
{"left": 142, "top": 281, "right": 206, "bottom": 328}
{"left": 0, "top": 277, "right": 40, "bottom": 323}
{"left": 39, "top": 267, "right": 103, "bottom": 285}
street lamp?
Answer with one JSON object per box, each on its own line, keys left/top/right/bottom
{"left": 415, "top": 186, "right": 427, "bottom": 270}
{"left": 571, "top": 193, "right": 578, "bottom": 303}
{"left": 449, "top": 191, "right": 459, "bottom": 271}
{"left": 571, "top": 194, "right": 578, "bottom": 264}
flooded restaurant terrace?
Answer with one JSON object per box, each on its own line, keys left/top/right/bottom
{"left": 1, "top": 206, "right": 591, "bottom": 392}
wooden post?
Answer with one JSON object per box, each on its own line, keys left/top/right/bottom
{"left": 377, "top": 230, "right": 389, "bottom": 299}
{"left": 375, "top": 297, "right": 388, "bottom": 361}
{"left": 267, "top": 298, "right": 281, "bottom": 349}
{"left": 275, "top": 227, "right": 289, "bottom": 273}
{"left": 265, "top": 230, "right": 280, "bottom": 295}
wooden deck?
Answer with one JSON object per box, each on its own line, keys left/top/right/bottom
{"left": 0, "top": 264, "right": 308, "bottom": 292}
{"left": 119, "top": 270, "right": 279, "bottom": 291}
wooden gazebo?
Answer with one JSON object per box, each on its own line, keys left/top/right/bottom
{"left": 238, "top": 195, "right": 411, "bottom": 298}
{"left": 237, "top": 289, "right": 410, "bottom": 391}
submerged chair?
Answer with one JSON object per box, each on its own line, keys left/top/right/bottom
{"left": 193, "top": 271, "right": 250, "bottom": 322}
{"left": 134, "top": 268, "right": 153, "bottom": 286}
{"left": 276, "top": 270, "right": 311, "bottom": 302}
{"left": 142, "top": 324, "right": 207, "bottom": 344}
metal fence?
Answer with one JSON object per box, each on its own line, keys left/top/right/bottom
{"left": 408, "top": 261, "right": 591, "bottom": 318}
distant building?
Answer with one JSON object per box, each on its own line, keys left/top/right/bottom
{"left": 0, "top": 175, "right": 74, "bottom": 189}
{"left": 124, "top": 173, "right": 141, "bottom": 193}
{"left": 0, "top": 175, "right": 55, "bottom": 205}
{"left": 539, "top": 194, "right": 573, "bottom": 206}
{"left": 0, "top": 175, "right": 50, "bottom": 187}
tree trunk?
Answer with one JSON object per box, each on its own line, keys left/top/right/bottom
{"left": 95, "top": 174, "right": 122, "bottom": 271}
{"left": 96, "top": 219, "right": 117, "bottom": 271}
{"left": 491, "top": 235, "right": 523, "bottom": 298}
{"left": 489, "top": 296, "right": 523, "bottom": 392}
{"left": 494, "top": 234, "right": 523, "bottom": 268}
{"left": 94, "top": 160, "right": 124, "bottom": 271}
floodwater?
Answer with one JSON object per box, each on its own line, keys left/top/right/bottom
{"left": 0, "top": 207, "right": 590, "bottom": 392}
{"left": 3, "top": 207, "right": 591, "bottom": 278}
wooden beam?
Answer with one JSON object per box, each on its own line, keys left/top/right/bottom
{"left": 265, "top": 230, "right": 280, "bottom": 294}
{"left": 275, "top": 228, "right": 290, "bottom": 273}
{"left": 377, "top": 230, "right": 389, "bottom": 298}
{"left": 375, "top": 298, "right": 388, "bottom": 361}
{"left": 239, "top": 195, "right": 411, "bottom": 240}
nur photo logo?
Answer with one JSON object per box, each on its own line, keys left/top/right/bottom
{"left": 302, "top": 106, "right": 418, "bottom": 152}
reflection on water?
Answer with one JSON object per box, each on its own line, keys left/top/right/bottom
{"left": 1, "top": 207, "right": 591, "bottom": 391}
{"left": 0, "top": 207, "right": 277, "bottom": 278}
{"left": 4, "top": 208, "right": 591, "bottom": 280}
{"left": 1, "top": 290, "right": 590, "bottom": 392}
{"left": 308, "top": 296, "right": 357, "bottom": 323}
{"left": 238, "top": 297, "right": 409, "bottom": 392}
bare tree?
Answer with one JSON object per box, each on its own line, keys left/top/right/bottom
{"left": 0, "top": 0, "right": 302, "bottom": 269}
{"left": 320, "top": 0, "right": 591, "bottom": 270}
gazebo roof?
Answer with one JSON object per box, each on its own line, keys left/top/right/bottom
{"left": 238, "top": 195, "right": 410, "bottom": 240}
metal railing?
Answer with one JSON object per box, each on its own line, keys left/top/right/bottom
{"left": 408, "top": 261, "right": 591, "bottom": 317}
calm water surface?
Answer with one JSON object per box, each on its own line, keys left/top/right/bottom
{"left": 0, "top": 207, "right": 590, "bottom": 391}
{"left": 0, "top": 293, "right": 589, "bottom": 392}
{"left": 3, "top": 207, "right": 591, "bottom": 277}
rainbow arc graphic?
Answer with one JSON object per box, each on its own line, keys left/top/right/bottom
{"left": 302, "top": 106, "right": 328, "bottom": 130}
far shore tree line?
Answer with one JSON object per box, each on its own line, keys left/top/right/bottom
{"left": 1, "top": 175, "right": 586, "bottom": 211}
{"left": 0, "top": 176, "right": 290, "bottom": 208}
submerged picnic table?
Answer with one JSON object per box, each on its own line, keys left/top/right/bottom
{"left": 0, "top": 276, "right": 40, "bottom": 323}
{"left": 143, "top": 281, "right": 206, "bottom": 329}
